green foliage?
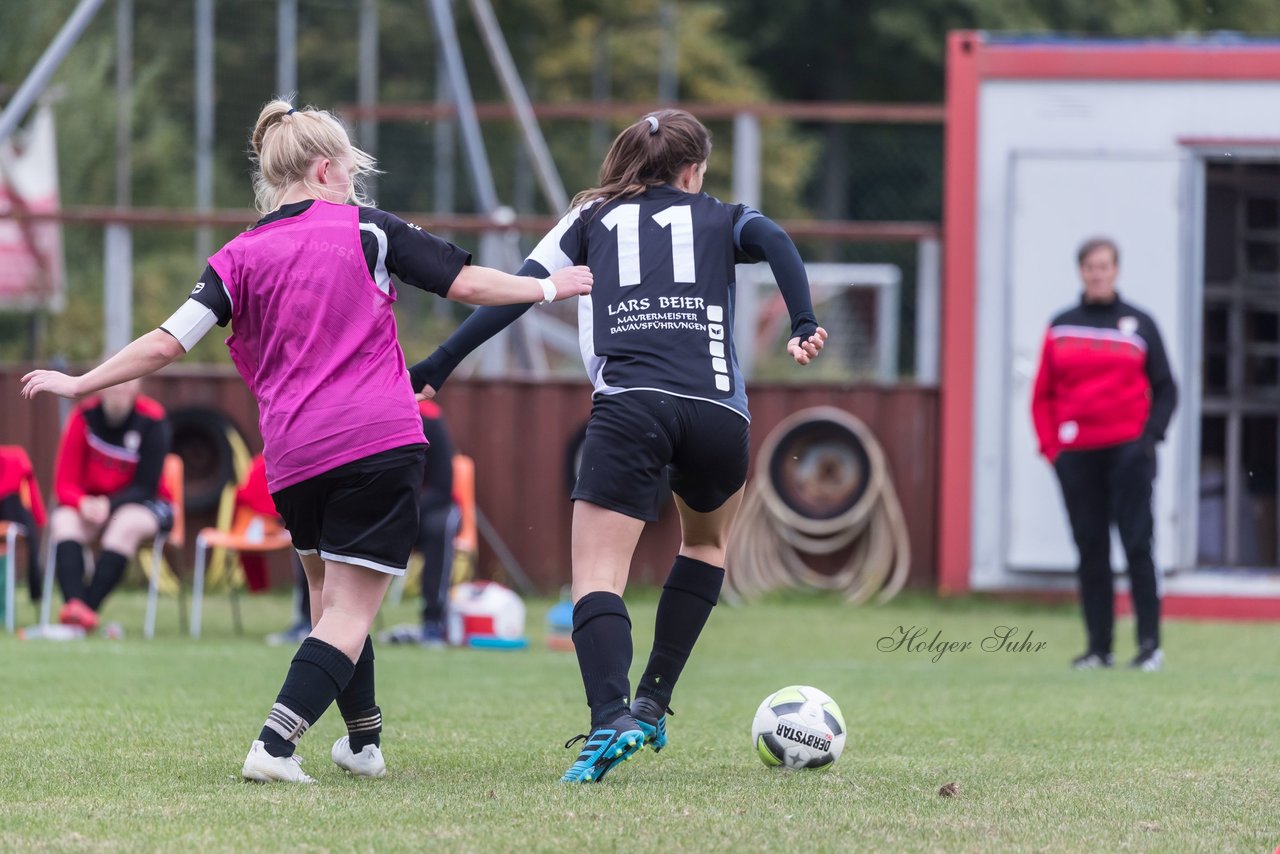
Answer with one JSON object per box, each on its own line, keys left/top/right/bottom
{"left": 6, "top": 0, "right": 1280, "bottom": 361}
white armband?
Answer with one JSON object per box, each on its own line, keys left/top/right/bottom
{"left": 537, "top": 277, "right": 556, "bottom": 305}
{"left": 160, "top": 299, "right": 218, "bottom": 352}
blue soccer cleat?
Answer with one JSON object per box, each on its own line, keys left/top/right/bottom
{"left": 630, "top": 697, "right": 672, "bottom": 753}
{"left": 560, "top": 712, "right": 645, "bottom": 783}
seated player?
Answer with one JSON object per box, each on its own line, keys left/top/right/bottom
{"left": 0, "top": 446, "right": 47, "bottom": 603}
{"left": 49, "top": 379, "right": 173, "bottom": 630}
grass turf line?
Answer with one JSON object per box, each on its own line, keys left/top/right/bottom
{"left": 0, "top": 589, "right": 1275, "bottom": 852}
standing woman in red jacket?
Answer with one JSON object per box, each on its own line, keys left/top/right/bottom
{"left": 1031, "top": 237, "right": 1178, "bottom": 672}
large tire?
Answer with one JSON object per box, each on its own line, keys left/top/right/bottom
{"left": 168, "top": 407, "right": 248, "bottom": 514}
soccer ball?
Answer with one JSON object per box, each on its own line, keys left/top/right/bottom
{"left": 751, "top": 685, "right": 846, "bottom": 770}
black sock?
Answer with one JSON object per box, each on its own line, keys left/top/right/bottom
{"left": 84, "top": 550, "right": 128, "bottom": 612}
{"left": 335, "top": 636, "right": 381, "bottom": 752}
{"left": 54, "top": 541, "right": 87, "bottom": 603}
{"left": 636, "top": 556, "right": 725, "bottom": 709}
{"left": 571, "top": 592, "right": 633, "bottom": 727}
{"left": 258, "top": 637, "right": 355, "bottom": 758}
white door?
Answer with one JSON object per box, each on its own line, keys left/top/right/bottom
{"left": 1003, "top": 153, "right": 1186, "bottom": 572}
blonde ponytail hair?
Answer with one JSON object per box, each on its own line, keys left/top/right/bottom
{"left": 250, "top": 98, "right": 379, "bottom": 214}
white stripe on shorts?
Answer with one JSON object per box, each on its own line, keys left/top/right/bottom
{"left": 320, "top": 550, "right": 406, "bottom": 576}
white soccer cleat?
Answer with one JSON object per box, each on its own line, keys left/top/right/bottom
{"left": 241, "top": 740, "right": 315, "bottom": 783}
{"left": 331, "top": 736, "right": 387, "bottom": 778}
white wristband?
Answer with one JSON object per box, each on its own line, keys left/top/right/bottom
{"left": 537, "top": 277, "right": 556, "bottom": 305}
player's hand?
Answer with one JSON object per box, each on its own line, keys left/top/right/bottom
{"left": 20, "top": 370, "right": 83, "bottom": 400}
{"left": 548, "top": 265, "right": 593, "bottom": 300}
{"left": 787, "top": 327, "right": 828, "bottom": 366}
{"left": 416, "top": 385, "right": 437, "bottom": 401}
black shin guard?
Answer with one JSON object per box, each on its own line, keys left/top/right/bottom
{"left": 336, "top": 636, "right": 381, "bottom": 752}
{"left": 54, "top": 541, "right": 87, "bottom": 603}
{"left": 259, "top": 637, "right": 355, "bottom": 758}
{"left": 85, "top": 550, "right": 128, "bottom": 611}
{"left": 636, "top": 556, "right": 725, "bottom": 708}
{"left": 571, "top": 592, "right": 633, "bottom": 726}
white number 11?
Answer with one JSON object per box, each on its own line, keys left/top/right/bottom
{"left": 602, "top": 204, "right": 696, "bottom": 287}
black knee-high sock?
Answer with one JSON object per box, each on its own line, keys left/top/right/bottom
{"left": 258, "top": 637, "right": 355, "bottom": 758}
{"left": 571, "top": 592, "right": 633, "bottom": 727}
{"left": 636, "top": 556, "right": 725, "bottom": 709}
{"left": 84, "top": 550, "right": 128, "bottom": 611}
{"left": 54, "top": 541, "right": 87, "bottom": 603}
{"left": 335, "top": 636, "right": 381, "bottom": 752}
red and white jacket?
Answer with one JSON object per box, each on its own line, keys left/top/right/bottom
{"left": 1031, "top": 295, "right": 1178, "bottom": 462}
{"left": 54, "top": 395, "right": 173, "bottom": 510}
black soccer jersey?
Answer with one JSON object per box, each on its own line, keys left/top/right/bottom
{"left": 527, "top": 185, "right": 760, "bottom": 417}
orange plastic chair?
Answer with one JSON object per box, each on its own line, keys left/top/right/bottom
{"left": 0, "top": 447, "right": 45, "bottom": 634}
{"left": 143, "top": 454, "right": 186, "bottom": 639}
{"left": 190, "top": 498, "right": 291, "bottom": 640}
{"left": 451, "top": 454, "right": 478, "bottom": 558}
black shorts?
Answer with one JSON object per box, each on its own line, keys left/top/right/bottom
{"left": 272, "top": 445, "right": 426, "bottom": 576}
{"left": 108, "top": 499, "right": 174, "bottom": 534}
{"left": 572, "top": 390, "right": 750, "bottom": 521}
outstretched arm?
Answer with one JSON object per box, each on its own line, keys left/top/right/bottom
{"left": 409, "top": 259, "right": 553, "bottom": 397}
{"left": 446, "top": 262, "right": 591, "bottom": 306}
{"left": 21, "top": 329, "right": 186, "bottom": 400}
{"left": 738, "top": 215, "right": 828, "bottom": 365}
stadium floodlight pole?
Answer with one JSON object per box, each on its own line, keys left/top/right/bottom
{"left": 194, "top": 0, "right": 215, "bottom": 263}
{"left": 0, "top": 0, "right": 107, "bottom": 147}
{"left": 424, "top": 0, "right": 500, "bottom": 216}
{"left": 658, "top": 0, "right": 677, "bottom": 104}
{"left": 467, "top": 0, "right": 568, "bottom": 212}
{"left": 915, "top": 237, "right": 941, "bottom": 384}
{"left": 426, "top": 0, "right": 524, "bottom": 377}
{"left": 277, "top": 0, "right": 297, "bottom": 98}
{"left": 732, "top": 111, "right": 762, "bottom": 377}
{"left": 104, "top": 0, "right": 135, "bottom": 354}
{"left": 357, "top": 0, "right": 379, "bottom": 199}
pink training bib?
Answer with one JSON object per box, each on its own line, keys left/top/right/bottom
{"left": 209, "top": 200, "right": 425, "bottom": 491}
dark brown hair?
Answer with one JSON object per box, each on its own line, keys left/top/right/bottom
{"left": 570, "top": 109, "right": 712, "bottom": 212}
{"left": 1076, "top": 236, "right": 1119, "bottom": 267}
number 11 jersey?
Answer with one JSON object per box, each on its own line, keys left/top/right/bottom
{"left": 528, "top": 184, "right": 762, "bottom": 420}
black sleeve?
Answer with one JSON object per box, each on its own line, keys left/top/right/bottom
{"left": 407, "top": 259, "right": 544, "bottom": 393}
{"left": 1142, "top": 315, "right": 1178, "bottom": 443}
{"left": 190, "top": 265, "right": 232, "bottom": 326}
{"left": 360, "top": 208, "right": 471, "bottom": 296}
{"left": 109, "top": 418, "right": 171, "bottom": 510}
{"left": 737, "top": 215, "right": 819, "bottom": 341}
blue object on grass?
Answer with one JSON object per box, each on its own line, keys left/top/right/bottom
{"left": 547, "top": 599, "right": 574, "bottom": 633}
{"left": 467, "top": 634, "right": 529, "bottom": 650}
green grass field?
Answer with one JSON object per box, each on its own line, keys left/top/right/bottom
{"left": 1, "top": 587, "right": 1276, "bottom": 852}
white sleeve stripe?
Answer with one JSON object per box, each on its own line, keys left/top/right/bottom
{"left": 359, "top": 222, "right": 392, "bottom": 295}
{"left": 160, "top": 299, "right": 218, "bottom": 352}
{"left": 527, "top": 203, "right": 590, "bottom": 273}
{"left": 220, "top": 280, "right": 234, "bottom": 312}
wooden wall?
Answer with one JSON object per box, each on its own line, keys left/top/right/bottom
{"left": 0, "top": 366, "right": 938, "bottom": 592}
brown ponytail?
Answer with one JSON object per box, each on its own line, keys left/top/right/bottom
{"left": 570, "top": 109, "right": 712, "bottom": 213}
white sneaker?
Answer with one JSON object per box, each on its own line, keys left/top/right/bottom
{"left": 241, "top": 740, "right": 315, "bottom": 783}
{"left": 331, "top": 735, "right": 387, "bottom": 778}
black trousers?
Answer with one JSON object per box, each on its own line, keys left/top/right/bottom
{"left": 1054, "top": 439, "right": 1161, "bottom": 654}
{"left": 417, "top": 503, "right": 459, "bottom": 626}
